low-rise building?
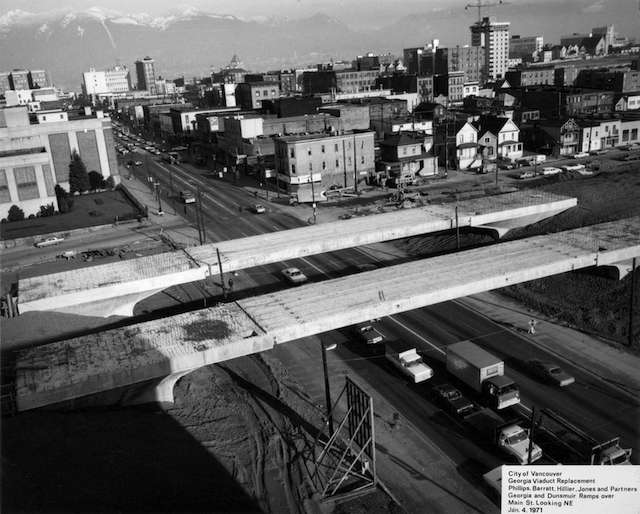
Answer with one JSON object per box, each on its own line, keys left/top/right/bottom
{"left": 235, "top": 82, "right": 281, "bottom": 109}
{"left": 274, "top": 130, "right": 375, "bottom": 198}
{"left": 614, "top": 93, "right": 640, "bottom": 111}
{"left": 436, "top": 120, "right": 480, "bottom": 170}
{"left": 474, "top": 116, "right": 523, "bottom": 161}
{"left": 620, "top": 117, "right": 640, "bottom": 145}
{"left": 318, "top": 104, "right": 370, "bottom": 131}
{"left": 377, "top": 132, "right": 440, "bottom": 186}
{"left": 463, "top": 82, "right": 479, "bottom": 98}
{"left": 0, "top": 106, "right": 118, "bottom": 218}
{"left": 579, "top": 118, "right": 621, "bottom": 151}
{"left": 336, "top": 70, "right": 381, "bottom": 94}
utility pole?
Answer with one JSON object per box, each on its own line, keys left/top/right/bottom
{"left": 196, "top": 186, "right": 205, "bottom": 244}
{"left": 154, "top": 180, "right": 163, "bottom": 215}
{"left": 353, "top": 135, "right": 358, "bottom": 194}
{"left": 629, "top": 257, "right": 637, "bottom": 347}
{"left": 216, "top": 248, "right": 226, "bottom": 300}
{"left": 455, "top": 204, "right": 460, "bottom": 249}
{"left": 527, "top": 406, "right": 537, "bottom": 465}
{"left": 310, "top": 173, "right": 317, "bottom": 224}
{"left": 320, "top": 339, "right": 334, "bottom": 436}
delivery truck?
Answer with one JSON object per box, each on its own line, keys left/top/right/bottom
{"left": 446, "top": 341, "right": 520, "bottom": 409}
{"left": 465, "top": 408, "right": 543, "bottom": 464}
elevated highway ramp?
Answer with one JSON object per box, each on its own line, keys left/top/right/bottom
{"left": 11, "top": 217, "right": 640, "bottom": 412}
{"left": 17, "top": 191, "right": 576, "bottom": 317}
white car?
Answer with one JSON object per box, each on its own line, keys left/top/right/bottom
{"left": 251, "top": 203, "right": 266, "bottom": 214}
{"left": 572, "top": 152, "right": 589, "bottom": 159}
{"left": 35, "top": 236, "right": 64, "bottom": 248}
{"left": 541, "top": 166, "right": 562, "bottom": 175}
{"left": 281, "top": 267, "right": 307, "bottom": 284}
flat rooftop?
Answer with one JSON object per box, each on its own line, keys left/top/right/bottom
{"left": 13, "top": 216, "right": 640, "bottom": 411}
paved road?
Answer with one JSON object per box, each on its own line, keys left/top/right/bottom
{"left": 132, "top": 151, "right": 638, "bottom": 470}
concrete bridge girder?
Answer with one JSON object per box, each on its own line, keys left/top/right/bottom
{"left": 17, "top": 196, "right": 578, "bottom": 318}
{"left": 12, "top": 218, "right": 640, "bottom": 412}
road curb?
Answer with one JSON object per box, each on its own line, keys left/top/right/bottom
{"left": 454, "top": 297, "right": 640, "bottom": 401}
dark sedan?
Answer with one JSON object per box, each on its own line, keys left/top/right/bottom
{"left": 527, "top": 360, "right": 575, "bottom": 387}
{"left": 432, "top": 383, "right": 476, "bottom": 417}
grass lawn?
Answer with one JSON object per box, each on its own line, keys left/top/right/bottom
{"left": 0, "top": 189, "right": 144, "bottom": 240}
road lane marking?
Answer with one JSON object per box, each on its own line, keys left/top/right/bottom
{"left": 299, "top": 256, "right": 333, "bottom": 278}
{"left": 387, "top": 315, "right": 445, "bottom": 355}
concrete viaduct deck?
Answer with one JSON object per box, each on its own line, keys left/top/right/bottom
{"left": 17, "top": 191, "right": 576, "bottom": 317}
{"left": 13, "top": 217, "right": 640, "bottom": 412}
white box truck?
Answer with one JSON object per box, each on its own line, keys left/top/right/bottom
{"left": 385, "top": 341, "right": 433, "bottom": 383}
{"left": 446, "top": 341, "right": 520, "bottom": 409}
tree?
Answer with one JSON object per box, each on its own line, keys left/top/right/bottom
{"left": 55, "top": 184, "right": 73, "bottom": 213}
{"left": 69, "top": 151, "right": 89, "bottom": 193}
{"left": 7, "top": 205, "right": 25, "bottom": 222}
{"left": 105, "top": 176, "right": 116, "bottom": 190}
{"left": 39, "top": 203, "right": 56, "bottom": 217}
{"left": 88, "top": 171, "right": 105, "bottom": 191}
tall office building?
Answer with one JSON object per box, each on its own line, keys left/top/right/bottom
{"left": 470, "top": 17, "right": 510, "bottom": 82}
{"left": 135, "top": 57, "right": 157, "bottom": 95}
{"left": 509, "top": 35, "right": 543, "bottom": 62}
{"left": 105, "top": 65, "right": 131, "bottom": 93}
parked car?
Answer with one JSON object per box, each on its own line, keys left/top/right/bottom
{"left": 432, "top": 383, "right": 476, "bottom": 417}
{"left": 518, "top": 171, "right": 536, "bottom": 179}
{"left": 251, "top": 203, "right": 266, "bottom": 214}
{"left": 572, "top": 152, "right": 589, "bottom": 159}
{"left": 526, "top": 359, "right": 575, "bottom": 387}
{"left": 541, "top": 166, "right": 563, "bottom": 176}
{"left": 35, "top": 236, "right": 64, "bottom": 248}
{"left": 561, "top": 163, "right": 586, "bottom": 172}
{"left": 134, "top": 160, "right": 143, "bottom": 166}
{"left": 281, "top": 267, "right": 307, "bottom": 284}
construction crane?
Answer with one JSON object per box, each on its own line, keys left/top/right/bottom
{"left": 465, "top": 0, "right": 509, "bottom": 22}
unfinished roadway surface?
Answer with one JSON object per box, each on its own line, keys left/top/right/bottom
{"left": 17, "top": 190, "right": 576, "bottom": 317}
{"left": 13, "top": 216, "right": 640, "bottom": 412}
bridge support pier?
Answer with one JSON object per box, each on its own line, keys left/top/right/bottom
{"left": 121, "top": 370, "right": 195, "bottom": 406}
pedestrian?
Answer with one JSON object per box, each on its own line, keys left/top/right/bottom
{"left": 228, "top": 278, "right": 234, "bottom": 291}
{"left": 528, "top": 319, "right": 537, "bottom": 335}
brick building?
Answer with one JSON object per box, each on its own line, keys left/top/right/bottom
{"left": 274, "top": 131, "right": 375, "bottom": 199}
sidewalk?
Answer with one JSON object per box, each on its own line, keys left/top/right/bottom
{"left": 459, "top": 292, "right": 640, "bottom": 397}
{"left": 120, "top": 176, "right": 200, "bottom": 248}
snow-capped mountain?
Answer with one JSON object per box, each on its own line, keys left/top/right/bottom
{"left": 1, "top": 2, "right": 632, "bottom": 91}
{"left": 0, "top": 7, "right": 371, "bottom": 90}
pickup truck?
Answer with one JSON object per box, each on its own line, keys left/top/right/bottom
{"left": 385, "top": 341, "right": 433, "bottom": 383}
